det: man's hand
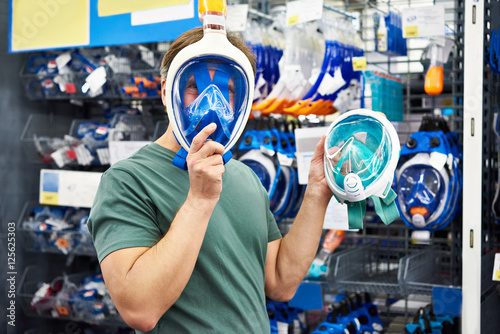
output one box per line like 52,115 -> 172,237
186,123 -> 225,203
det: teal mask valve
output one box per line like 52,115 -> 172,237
324,109 -> 401,229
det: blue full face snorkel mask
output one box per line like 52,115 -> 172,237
395,130 -> 462,230
173,58 -> 249,149
165,1 -> 254,170
324,109 -> 401,229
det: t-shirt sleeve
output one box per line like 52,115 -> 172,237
260,178 -> 282,243
88,167 -> 161,263
266,198 -> 282,242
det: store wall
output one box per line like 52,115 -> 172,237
0,1 -> 44,219
0,1 -> 80,332
1,0 -> 38,332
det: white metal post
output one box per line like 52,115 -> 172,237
462,0 -> 484,332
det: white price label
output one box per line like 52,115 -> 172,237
227,4 -> 248,32
286,0 -> 323,26
402,5 -> 445,38
323,197 -> 352,230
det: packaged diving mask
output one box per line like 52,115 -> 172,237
324,109 -> 400,229
165,0 -> 254,169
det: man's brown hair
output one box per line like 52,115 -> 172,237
160,26 -> 256,80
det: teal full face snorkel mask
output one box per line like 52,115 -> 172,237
324,109 -> 401,229
165,0 -> 254,170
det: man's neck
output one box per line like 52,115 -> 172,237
155,126 -> 182,152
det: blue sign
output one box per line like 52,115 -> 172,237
9,0 -> 201,53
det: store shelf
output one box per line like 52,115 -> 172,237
17,202 -> 96,257
20,113 -> 165,166
69,114 -> 158,142
327,245 -> 407,295
401,248 -> 461,296
19,265 -> 127,327
19,47 -> 164,101
20,113 -> 87,165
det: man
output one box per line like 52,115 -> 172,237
88,26 -> 333,333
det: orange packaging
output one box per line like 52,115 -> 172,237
322,229 -> 345,252
424,66 -> 444,96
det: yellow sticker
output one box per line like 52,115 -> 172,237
288,15 -> 299,26
405,26 -> 419,38
352,57 -> 367,71
40,192 -> 59,206
495,270 -> 500,281
11,0 -> 89,52
98,0 -> 191,17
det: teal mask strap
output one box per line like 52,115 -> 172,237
371,188 -> 400,226
347,200 -> 366,229
381,184 -> 397,205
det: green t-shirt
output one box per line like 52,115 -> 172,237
88,143 -> 282,334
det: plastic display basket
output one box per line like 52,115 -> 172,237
20,68 -> 120,100
69,114 -> 159,142
19,265 -> 127,327
20,113 -> 77,164
401,248 -> 461,296
17,202 -> 96,257
328,245 -> 408,295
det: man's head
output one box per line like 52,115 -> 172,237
160,26 -> 257,155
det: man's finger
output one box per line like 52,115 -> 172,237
190,123 -> 217,153
196,140 -> 225,158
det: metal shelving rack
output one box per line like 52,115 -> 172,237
343,0 -> 464,287
462,0 -> 500,331
480,0 -> 500,332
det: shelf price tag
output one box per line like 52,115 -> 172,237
402,5 -> 445,38
286,0 -> 323,26
227,4 -> 248,32
405,26 -> 419,38
40,170 -> 102,208
492,253 -> 500,281
352,57 -> 367,71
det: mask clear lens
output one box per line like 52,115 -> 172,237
172,55 -> 250,148
325,114 -> 393,195
398,166 -> 444,218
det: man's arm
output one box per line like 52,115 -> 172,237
264,135 -> 332,301
100,124 -> 224,332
